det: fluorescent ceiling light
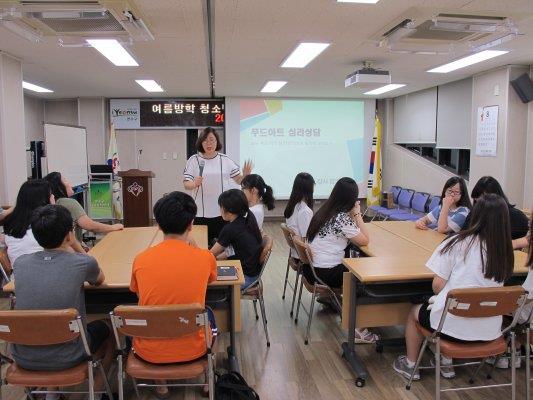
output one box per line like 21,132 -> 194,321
337,0 -> 380,3
364,84 -> 406,95
135,79 -> 164,92
281,43 -> 330,68
22,81 -> 53,93
261,81 -> 287,93
428,50 -> 509,73
86,39 -> 139,66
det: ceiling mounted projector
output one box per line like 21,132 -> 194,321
345,64 -> 391,88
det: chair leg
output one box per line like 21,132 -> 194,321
24,388 -> 36,400
511,332 -> 516,400
435,338 -> 441,400
282,256 -> 291,300
468,358 -> 487,384
527,326 -> 531,400
131,376 -> 141,399
258,294 -> 271,347
290,271 -> 300,317
97,360 -> 113,400
252,300 -> 259,320
208,354 -> 215,400
407,338 -> 429,390
304,288 -> 317,345
88,361 -> 95,400
117,354 -> 124,400
294,278 -> 304,324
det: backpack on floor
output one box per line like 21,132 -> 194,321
215,371 -> 260,399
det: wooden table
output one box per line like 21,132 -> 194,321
340,221 -> 529,388
3,225 -> 243,371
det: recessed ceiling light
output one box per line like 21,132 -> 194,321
428,50 -> 509,73
364,84 -> 406,95
281,43 -> 330,68
22,81 -> 53,93
337,0 -> 380,3
135,80 -> 164,92
86,39 -> 139,67
261,81 -> 287,93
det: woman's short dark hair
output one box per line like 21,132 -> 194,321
196,127 -> 222,153
153,191 -> 197,235
44,171 -> 68,200
31,205 -> 73,249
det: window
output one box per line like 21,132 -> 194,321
398,144 -> 470,180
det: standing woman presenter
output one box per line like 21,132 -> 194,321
183,127 -> 252,244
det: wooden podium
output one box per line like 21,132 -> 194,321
118,169 -> 155,227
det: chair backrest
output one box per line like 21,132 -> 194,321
397,189 -> 415,208
391,186 -> 402,203
258,235 -> 273,272
427,195 -> 441,212
0,309 -> 81,346
444,286 -> 526,319
280,223 -> 297,252
411,192 -> 430,213
111,303 -> 208,341
292,237 -> 312,265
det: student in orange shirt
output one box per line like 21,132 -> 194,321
130,191 -> 217,398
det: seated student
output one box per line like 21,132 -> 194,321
241,174 -> 275,230
467,176 -> 529,241
130,191 -> 217,398
3,180 -> 84,266
284,172 -> 315,259
11,204 -> 109,375
393,194 -> 514,381
0,206 -> 13,224
305,177 -> 375,342
416,177 -> 471,233
45,172 -> 123,243
210,189 -> 263,289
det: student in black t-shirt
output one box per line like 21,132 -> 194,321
210,189 -> 263,289
464,176 -> 529,244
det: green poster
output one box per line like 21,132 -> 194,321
89,181 -> 113,219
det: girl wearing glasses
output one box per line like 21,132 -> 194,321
416,177 -> 472,233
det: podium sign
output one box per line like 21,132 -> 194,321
118,169 -> 155,227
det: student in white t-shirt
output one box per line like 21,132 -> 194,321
241,174 -> 275,231
416,177 -> 471,233
3,180 -> 86,268
305,177 -> 376,343
519,219 -> 533,324
183,128 -> 252,244
394,194 -> 515,381
284,173 -> 315,259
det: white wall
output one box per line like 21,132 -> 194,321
524,66 -> 533,208
24,94 -> 44,145
78,98 -> 107,165
44,99 -> 78,126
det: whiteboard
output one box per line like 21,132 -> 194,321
44,123 -> 89,187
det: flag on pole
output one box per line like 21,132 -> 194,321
107,123 -> 123,219
367,116 -> 382,206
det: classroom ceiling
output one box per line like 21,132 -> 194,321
1,0 -> 533,100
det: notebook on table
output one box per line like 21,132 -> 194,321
217,265 -> 238,281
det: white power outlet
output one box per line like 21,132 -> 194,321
162,152 -> 168,160
172,152 -> 178,160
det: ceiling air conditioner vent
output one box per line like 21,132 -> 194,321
26,10 -> 124,33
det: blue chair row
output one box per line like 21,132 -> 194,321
368,186 -> 441,222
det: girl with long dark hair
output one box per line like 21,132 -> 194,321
305,177 -> 374,342
394,194 -> 515,381
284,173 -> 315,258
210,189 -> 263,289
241,174 -> 275,230
416,176 -> 471,233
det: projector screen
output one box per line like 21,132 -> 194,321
226,98 -> 375,199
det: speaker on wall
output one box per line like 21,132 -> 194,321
510,73 -> 533,104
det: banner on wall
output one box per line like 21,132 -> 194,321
366,116 -> 382,206
110,98 -> 225,129
89,181 -> 113,219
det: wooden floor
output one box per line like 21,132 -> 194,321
1,221 -> 529,399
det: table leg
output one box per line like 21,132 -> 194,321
341,274 -> 368,387
227,286 -> 239,372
